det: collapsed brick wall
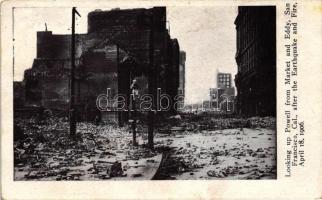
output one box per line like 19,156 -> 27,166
19,7 -> 182,122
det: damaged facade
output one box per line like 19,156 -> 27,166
234,6 -> 276,116
16,7 -> 184,123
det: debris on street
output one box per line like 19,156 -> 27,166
14,116 -> 161,180
14,115 -> 276,180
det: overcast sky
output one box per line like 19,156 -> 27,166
13,6 -> 237,104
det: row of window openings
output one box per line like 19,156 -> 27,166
219,81 -> 230,85
219,81 -> 231,86
238,56 -> 259,73
218,77 -> 230,80
218,74 -> 230,78
219,78 -> 231,82
237,20 -> 259,52
239,41 -> 259,64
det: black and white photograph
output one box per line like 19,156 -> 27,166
13,5 -> 277,181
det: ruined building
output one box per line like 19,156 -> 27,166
18,7 -> 183,123
234,6 -> 276,116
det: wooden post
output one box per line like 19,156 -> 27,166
69,7 -> 80,138
132,91 -> 137,146
117,44 -> 124,127
148,14 -> 155,149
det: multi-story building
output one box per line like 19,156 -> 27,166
217,72 -> 232,89
17,7 -> 182,123
210,71 -> 235,113
234,6 -> 276,116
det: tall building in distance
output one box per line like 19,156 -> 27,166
210,70 -> 235,113
217,72 -> 232,89
234,6 -> 276,116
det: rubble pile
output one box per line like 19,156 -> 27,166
14,116 -> 157,180
155,127 -> 276,180
14,115 -> 276,180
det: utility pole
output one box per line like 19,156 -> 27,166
147,14 -> 155,149
69,7 -> 81,138
116,44 -> 124,127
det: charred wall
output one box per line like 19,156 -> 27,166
20,7 -> 182,122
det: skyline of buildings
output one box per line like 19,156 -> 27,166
14,6 -> 277,117
13,7 -> 238,105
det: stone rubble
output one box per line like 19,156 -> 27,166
14,116 -> 157,180
14,115 -> 276,180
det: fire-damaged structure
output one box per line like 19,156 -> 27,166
234,6 -> 276,116
16,7 -> 184,124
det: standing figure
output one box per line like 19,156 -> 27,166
130,79 -> 138,146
